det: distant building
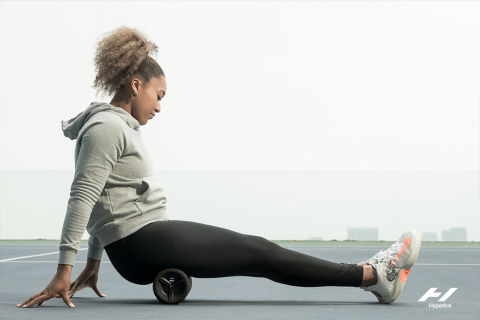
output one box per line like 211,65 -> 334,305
442,227 -> 467,242
422,232 -> 438,241
348,228 -> 378,241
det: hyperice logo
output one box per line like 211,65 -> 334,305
419,288 -> 457,309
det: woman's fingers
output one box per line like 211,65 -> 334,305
92,284 -> 106,297
17,292 -> 43,307
20,293 -> 50,308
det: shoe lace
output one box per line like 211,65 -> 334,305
366,240 -> 403,265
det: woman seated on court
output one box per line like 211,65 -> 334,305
17,26 -> 422,309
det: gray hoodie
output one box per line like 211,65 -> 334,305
59,102 -> 168,266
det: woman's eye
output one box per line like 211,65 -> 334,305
157,96 -> 161,101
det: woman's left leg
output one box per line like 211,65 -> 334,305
104,220 -> 364,287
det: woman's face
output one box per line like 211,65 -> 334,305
132,75 -> 167,125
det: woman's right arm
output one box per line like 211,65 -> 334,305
17,120 -> 127,308
59,120 -> 128,266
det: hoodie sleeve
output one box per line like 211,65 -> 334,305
58,120 -> 130,266
87,235 -> 104,261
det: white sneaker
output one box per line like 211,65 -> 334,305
359,229 -> 422,304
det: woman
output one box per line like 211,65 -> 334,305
17,26 -> 422,309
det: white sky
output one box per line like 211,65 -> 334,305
0,0 -> 479,171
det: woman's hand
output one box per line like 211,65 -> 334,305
57,257 -> 106,299
17,264 -> 75,308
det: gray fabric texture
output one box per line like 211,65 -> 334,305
58,102 -> 168,266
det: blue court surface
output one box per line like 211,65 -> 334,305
1,241 -> 479,320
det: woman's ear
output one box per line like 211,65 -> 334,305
130,77 -> 141,95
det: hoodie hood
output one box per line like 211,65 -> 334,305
61,102 -> 140,140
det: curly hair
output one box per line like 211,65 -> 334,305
92,26 -> 165,98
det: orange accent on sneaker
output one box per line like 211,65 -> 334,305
400,269 -> 411,283
389,237 -> 411,268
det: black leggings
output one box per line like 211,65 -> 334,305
104,220 -> 363,287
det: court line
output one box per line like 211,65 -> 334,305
0,248 -> 89,250
0,248 -> 87,262
2,246 -> 478,250
289,248 -> 480,251
0,261 -> 478,266
1,247 -> 478,263
1,260 -> 111,263
415,263 -> 480,266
